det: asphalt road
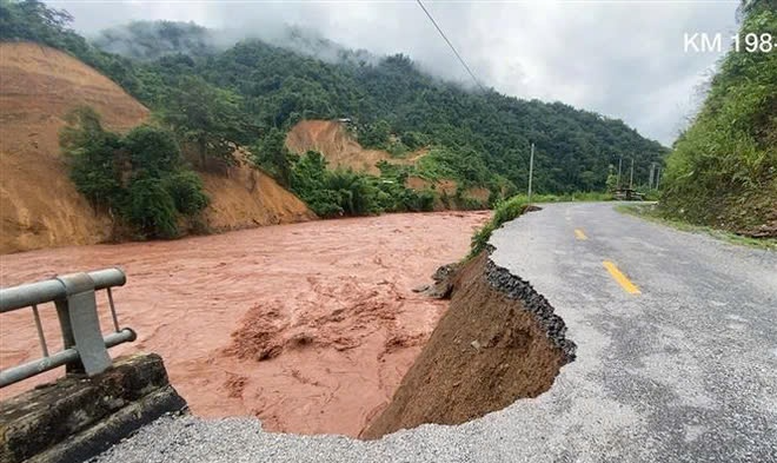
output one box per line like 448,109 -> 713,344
92,202 -> 777,463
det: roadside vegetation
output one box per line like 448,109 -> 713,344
470,196 -> 529,258
618,204 -> 777,250
660,0 -> 776,238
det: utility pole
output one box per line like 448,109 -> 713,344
655,167 -> 661,190
649,162 -> 656,189
617,155 -> 623,189
629,158 -> 635,190
528,142 -> 535,202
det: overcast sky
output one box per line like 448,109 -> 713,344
48,1 -> 740,146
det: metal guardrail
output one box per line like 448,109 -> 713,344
0,268 -> 137,388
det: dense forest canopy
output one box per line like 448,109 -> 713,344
1,0 -> 667,198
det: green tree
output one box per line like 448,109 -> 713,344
126,176 -> 179,238
160,75 -> 249,168
164,170 -> 209,215
0,0 -> 72,41
358,120 -> 391,149
123,124 -> 182,175
289,151 -> 390,217
60,106 -> 124,209
61,108 -> 210,239
327,169 -> 379,215
738,0 -> 777,17
605,165 -> 619,193
401,131 -> 429,150
253,128 -> 292,187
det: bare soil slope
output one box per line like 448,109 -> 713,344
0,42 -> 148,253
0,42 -> 314,253
361,251 -> 575,439
405,176 -> 490,210
285,120 -> 419,175
199,162 -> 314,231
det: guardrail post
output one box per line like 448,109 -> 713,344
54,298 -> 80,373
55,272 -> 112,376
0,268 -> 136,388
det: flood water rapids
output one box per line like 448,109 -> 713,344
0,211 -> 488,436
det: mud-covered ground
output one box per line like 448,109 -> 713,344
0,211 -> 489,436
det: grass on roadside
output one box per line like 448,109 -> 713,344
469,195 -> 528,258
616,203 -> 777,251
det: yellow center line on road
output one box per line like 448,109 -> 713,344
574,229 -> 588,240
602,261 -> 641,295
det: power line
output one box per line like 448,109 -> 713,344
415,0 -> 486,92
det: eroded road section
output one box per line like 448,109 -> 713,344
91,202 -> 777,463
487,202 -> 777,462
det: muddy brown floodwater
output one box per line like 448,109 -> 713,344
0,211 -> 489,437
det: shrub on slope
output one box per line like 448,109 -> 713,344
661,2 -> 777,236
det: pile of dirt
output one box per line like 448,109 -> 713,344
360,250 -> 576,439
285,120 -> 422,176
405,176 -> 457,196
0,42 -> 148,254
0,42 -> 314,253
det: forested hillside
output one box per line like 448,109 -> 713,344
92,20 -> 217,61
661,0 -> 776,236
1,0 -> 666,198
99,26 -> 667,195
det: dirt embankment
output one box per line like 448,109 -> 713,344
0,211 -> 490,437
0,42 -> 147,253
198,161 -> 314,232
0,42 -> 314,254
361,249 -> 576,439
285,120 -> 422,176
405,176 -> 490,210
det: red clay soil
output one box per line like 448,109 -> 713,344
361,251 -> 565,439
0,211 -> 489,437
285,120 -> 424,176
0,42 -> 148,253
